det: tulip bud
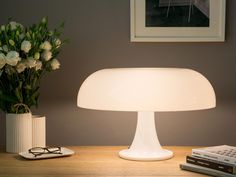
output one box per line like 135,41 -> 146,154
48,30 -> 53,36
41,17 -> 47,24
1,25 -> 5,31
26,32 -> 30,38
34,52 -> 40,60
9,39 -> 15,46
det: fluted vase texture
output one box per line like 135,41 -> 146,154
6,113 -> 32,153
32,115 -> 46,147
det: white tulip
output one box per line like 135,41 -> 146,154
9,21 -> 18,30
26,58 -> 36,68
16,62 -> 26,73
35,60 -> 42,71
0,53 -> 6,69
41,50 -> 52,61
55,39 -> 61,48
3,45 -> 8,52
19,33 -> 25,40
5,51 -> 21,66
40,41 -> 52,50
1,25 -> 5,31
51,59 -> 60,70
9,21 -> 23,30
21,40 -> 31,53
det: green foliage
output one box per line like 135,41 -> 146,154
0,17 -> 67,113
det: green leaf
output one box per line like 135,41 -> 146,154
25,84 -> 32,90
0,91 -> 17,103
15,81 -> 23,102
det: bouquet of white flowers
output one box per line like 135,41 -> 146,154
0,17 -> 67,113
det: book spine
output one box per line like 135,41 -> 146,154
187,156 -> 234,174
180,163 -> 235,177
192,149 -> 236,166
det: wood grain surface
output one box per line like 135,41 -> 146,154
0,146 -> 208,177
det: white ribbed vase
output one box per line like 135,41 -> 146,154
32,115 -> 46,147
6,113 -> 32,153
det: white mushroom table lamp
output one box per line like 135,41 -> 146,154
77,68 -> 216,161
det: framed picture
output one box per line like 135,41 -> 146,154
130,0 -> 226,42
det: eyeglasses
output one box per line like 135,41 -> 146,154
28,146 -> 62,157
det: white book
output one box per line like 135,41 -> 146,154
180,163 -> 236,177
192,145 -> 236,165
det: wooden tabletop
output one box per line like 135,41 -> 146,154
0,146 -> 208,177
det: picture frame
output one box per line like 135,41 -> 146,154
130,0 -> 226,42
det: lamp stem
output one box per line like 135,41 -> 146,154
119,111 -> 173,161
130,111 -> 161,151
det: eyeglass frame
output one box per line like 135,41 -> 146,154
28,146 -> 62,157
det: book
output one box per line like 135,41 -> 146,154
180,163 -> 236,177
187,155 -> 236,174
192,145 -> 236,165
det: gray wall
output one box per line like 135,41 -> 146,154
0,0 -> 235,147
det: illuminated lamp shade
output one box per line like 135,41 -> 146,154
77,68 -> 216,161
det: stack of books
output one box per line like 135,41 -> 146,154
180,145 -> 236,177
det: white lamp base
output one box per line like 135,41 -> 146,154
119,148 -> 173,161
119,111 -> 173,161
